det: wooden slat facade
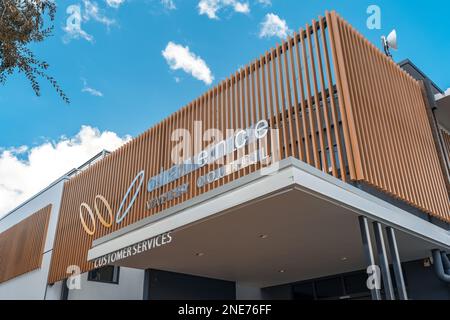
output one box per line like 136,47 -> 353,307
47,12 -> 450,284
441,127 -> 450,173
0,205 -> 51,283
48,15 -> 347,284
328,12 -> 450,220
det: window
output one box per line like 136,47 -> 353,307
315,277 -> 343,299
88,265 -> 120,284
287,269 -> 377,300
344,272 -> 370,295
292,282 -> 315,300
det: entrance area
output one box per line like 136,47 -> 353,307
143,259 -> 450,300
108,187 -> 447,300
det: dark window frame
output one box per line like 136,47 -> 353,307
87,265 -> 120,285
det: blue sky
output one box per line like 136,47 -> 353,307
2,0 -> 450,149
2,0 -> 450,215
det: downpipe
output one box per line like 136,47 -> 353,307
432,250 -> 450,283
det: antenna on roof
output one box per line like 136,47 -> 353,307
381,29 -> 398,58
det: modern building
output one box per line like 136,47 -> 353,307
0,11 -> 449,300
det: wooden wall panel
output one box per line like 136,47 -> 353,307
0,205 -> 51,283
327,12 -> 450,221
48,15 -> 348,284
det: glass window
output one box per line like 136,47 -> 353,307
315,277 -> 343,299
88,265 -> 120,284
292,282 -> 315,300
344,272 -> 370,295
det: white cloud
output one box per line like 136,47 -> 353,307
162,41 -> 214,85
259,13 -> 291,39
106,0 -> 125,8
256,0 -> 271,6
161,0 -> 176,10
5,146 -> 28,155
82,87 -> 103,97
234,2 -> 249,13
0,126 -> 131,217
198,0 -> 250,19
83,0 -> 115,28
63,1 -> 115,43
81,78 -> 103,97
63,5 -> 94,43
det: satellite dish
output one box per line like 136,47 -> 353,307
386,30 -> 398,50
381,29 -> 397,58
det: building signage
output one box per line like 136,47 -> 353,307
93,232 -> 173,268
79,119 -> 270,236
146,119 -> 269,193
146,183 -> 189,210
197,149 -> 269,188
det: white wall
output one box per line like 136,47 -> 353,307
0,250 -> 66,300
45,281 -> 64,300
0,178 -> 66,252
0,176 -> 148,300
0,252 -> 55,300
0,179 -> 66,300
68,268 -> 145,300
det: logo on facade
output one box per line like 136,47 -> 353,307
79,170 -> 145,236
146,119 -> 270,193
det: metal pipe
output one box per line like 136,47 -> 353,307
386,227 -> 408,300
432,250 -> 450,283
373,222 -> 395,300
440,251 -> 450,273
358,216 -> 382,300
